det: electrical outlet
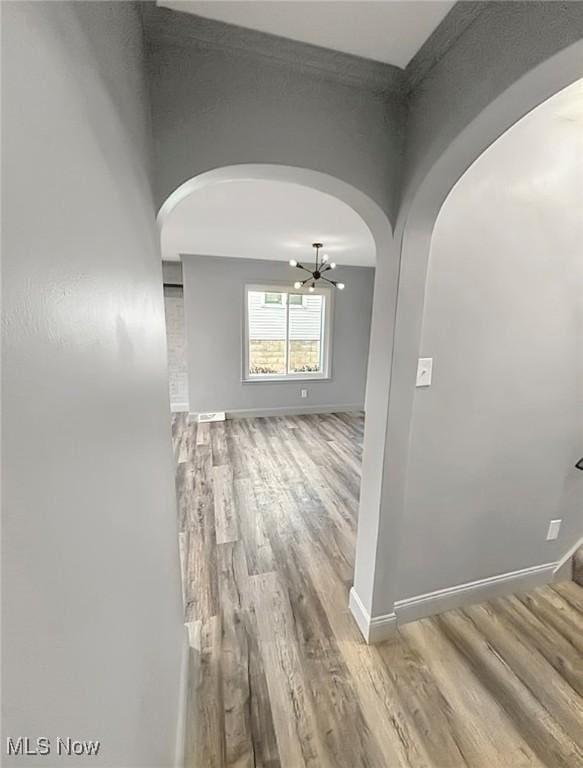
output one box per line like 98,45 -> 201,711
546,519 -> 561,541
301,389 -> 308,399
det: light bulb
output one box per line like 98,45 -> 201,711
309,285 -> 315,293
337,283 -> 345,290
289,259 -> 298,267
322,254 -> 329,262
294,281 -> 302,289
330,262 -> 336,269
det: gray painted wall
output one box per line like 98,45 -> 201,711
2,3 -> 184,765
163,259 -> 184,285
145,8 -> 405,221
353,1 -> 583,620
401,1 -> 583,210
397,79 -> 583,600
182,255 -> 374,414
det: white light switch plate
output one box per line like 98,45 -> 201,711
300,389 -> 308,399
546,519 -> 561,541
416,358 -> 433,387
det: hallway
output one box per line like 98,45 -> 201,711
172,413 -> 583,768
4,3 -> 583,763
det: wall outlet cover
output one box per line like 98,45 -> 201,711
416,358 -> 433,387
301,389 -> 308,398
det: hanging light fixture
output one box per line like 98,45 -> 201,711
289,243 -> 345,291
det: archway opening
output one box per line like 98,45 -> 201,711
397,77 -> 583,607
366,61 -> 583,630
157,163 -> 397,643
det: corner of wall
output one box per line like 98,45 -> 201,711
349,587 -> 397,644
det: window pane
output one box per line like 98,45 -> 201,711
288,294 -> 324,373
264,292 -> 282,304
248,290 -> 286,375
288,294 -> 303,306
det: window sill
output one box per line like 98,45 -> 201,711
243,375 -> 331,384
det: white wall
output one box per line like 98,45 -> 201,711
2,3 -> 184,765
182,255 -> 374,415
397,80 -> 583,600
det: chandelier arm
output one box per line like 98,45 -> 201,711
321,276 -> 337,286
296,264 -> 311,274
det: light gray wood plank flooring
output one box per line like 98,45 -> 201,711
172,412 -> 583,768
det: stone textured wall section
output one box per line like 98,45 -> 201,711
164,286 -> 188,408
249,339 -> 320,374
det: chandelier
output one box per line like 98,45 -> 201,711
289,243 -> 345,292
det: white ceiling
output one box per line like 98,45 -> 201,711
158,1 -> 455,68
161,180 -> 376,266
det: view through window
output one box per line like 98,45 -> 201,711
245,286 -> 331,379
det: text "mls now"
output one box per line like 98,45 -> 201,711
6,737 -> 101,757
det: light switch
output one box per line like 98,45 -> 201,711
301,389 -> 308,399
416,358 -> 433,387
546,519 -> 561,540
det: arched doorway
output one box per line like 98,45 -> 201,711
362,41 -> 583,632
158,163 -> 398,639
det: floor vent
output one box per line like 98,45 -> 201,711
197,411 -> 226,423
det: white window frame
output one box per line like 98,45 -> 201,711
243,283 -> 333,382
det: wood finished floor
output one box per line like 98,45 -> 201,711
172,412 -> 583,768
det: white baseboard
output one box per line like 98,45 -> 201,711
349,587 -> 397,644
174,624 -> 190,768
171,402 -> 189,413
190,403 -> 363,420
369,612 -> 398,643
348,587 -> 370,640
394,561 -> 557,625
354,558 -> 571,641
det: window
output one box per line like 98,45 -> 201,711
244,284 -> 332,380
